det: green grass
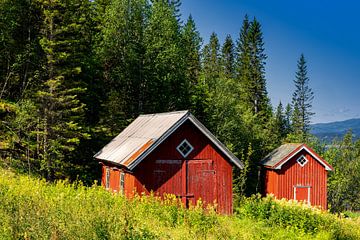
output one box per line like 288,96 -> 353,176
343,211 -> 360,219
0,169 -> 358,239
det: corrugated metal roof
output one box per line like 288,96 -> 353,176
260,143 -> 302,167
94,110 -> 243,170
94,111 -> 189,167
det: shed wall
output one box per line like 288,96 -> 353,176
264,149 -> 328,209
132,120 -> 233,214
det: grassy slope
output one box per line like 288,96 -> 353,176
0,169 -> 358,240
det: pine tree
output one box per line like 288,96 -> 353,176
182,15 -> 202,86
291,54 -> 314,140
248,18 -> 270,117
236,16 -> 271,119
220,34 -> 235,79
236,15 -> 251,93
284,103 -> 292,134
182,15 -> 207,122
201,32 -> 220,91
274,101 -> 287,140
35,0 -> 89,180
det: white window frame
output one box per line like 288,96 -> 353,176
176,139 -> 194,158
296,155 -> 308,167
105,167 -> 110,189
119,172 -> 125,194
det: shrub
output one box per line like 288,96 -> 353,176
236,194 -> 360,239
0,169 -> 359,239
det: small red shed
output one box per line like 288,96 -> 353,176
260,143 -> 333,209
94,111 -> 243,214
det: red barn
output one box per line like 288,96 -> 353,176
94,111 -> 243,214
260,143 -> 333,209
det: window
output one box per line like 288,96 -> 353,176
176,139 -> 194,158
296,155 -> 308,167
105,167 -> 110,189
119,172 -> 125,194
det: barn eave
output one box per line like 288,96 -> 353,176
271,144 -> 333,171
126,112 -> 243,170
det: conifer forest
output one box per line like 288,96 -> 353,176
0,0 -> 359,213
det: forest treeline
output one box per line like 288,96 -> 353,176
0,0 -> 358,212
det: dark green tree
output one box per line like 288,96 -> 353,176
235,15 -> 251,93
274,101 -> 287,141
0,0 -> 41,101
182,15 -> 207,122
35,0 -> 90,180
284,103 -> 292,134
324,131 -> 360,212
201,32 -> 220,91
221,34 -> 235,79
144,0 -> 188,112
236,16 -> 271,120
98,0 -> 149,133
291,54 -> 314,141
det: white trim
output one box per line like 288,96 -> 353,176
127,113 -> 189,170
176,139 -> 194,158
119,172 -> 125,194
293,186 -> 311,205
127,112 -> 243,170
296,155 -> 308,167
275,145 -> 332,171
188,115 -> 244,169
105,167 -> 110,189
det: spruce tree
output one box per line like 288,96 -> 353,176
274,101 -> 287,140
248,18 -> 270,117
35,0 -> 89,180
182,15 -> 207,122
182,15 -> 202,86
221,34 -> 235,79
291,54 -> 314,140
284,103 -> 292,134
236,16 -> 271,119
201,32 -> 220,91
236,15 -> 251,95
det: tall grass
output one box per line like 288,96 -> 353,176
236,194 -> 360,239
0,169 -> 358,239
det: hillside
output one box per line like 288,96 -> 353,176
0,169 -> 359,239
311,118 -> 360,142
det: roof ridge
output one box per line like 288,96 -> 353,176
138,110 -> 189,117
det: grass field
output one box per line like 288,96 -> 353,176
0,169 -> 358,239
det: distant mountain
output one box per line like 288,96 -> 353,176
311,118 -> 360,142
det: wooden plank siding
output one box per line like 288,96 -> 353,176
263,149 -> 328,209
101,120 -> 234,214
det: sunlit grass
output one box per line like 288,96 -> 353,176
0,169 -> 358,239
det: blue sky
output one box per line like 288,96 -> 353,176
180,0 -> 360,123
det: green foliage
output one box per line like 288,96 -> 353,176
143,0 -> 189,112
236,194 -> 360,239
323,131 -> 360,213
1,169 -> 358,239
291,54 -> 314,141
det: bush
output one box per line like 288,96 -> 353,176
0,169 -> 359,239
236,194 -> 360,239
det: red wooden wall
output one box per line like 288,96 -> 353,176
263,149 -> 328,209
101,120 -> 234,214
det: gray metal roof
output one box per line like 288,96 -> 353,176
260,143 -> 302,167
94,110 -> 243,170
